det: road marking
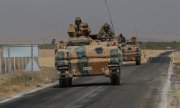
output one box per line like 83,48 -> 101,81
158,58 -> 172,108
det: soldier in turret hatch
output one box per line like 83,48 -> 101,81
98,23 -> 115,41
67,17 -> 91,37
117,33 -> 126,43
131,36 -> 137,45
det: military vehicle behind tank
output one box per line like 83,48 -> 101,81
55,34 -> 123,87
121,37 -> 141,65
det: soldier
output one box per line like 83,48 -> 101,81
67,17 -> 91,37
98,23 -> 114,41
55,40 -> 67,53
56,41 -> 67,49
117,33 -> 126,43
80,23 -> 91,37
131,36 -> 137,45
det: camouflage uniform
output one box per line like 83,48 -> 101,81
68,17 -> 91,37
117,33 -> 126,43
56,41 -> 67,49
98,23 -> 114,41
131,37 -> 137,45
55,40 -> 67,53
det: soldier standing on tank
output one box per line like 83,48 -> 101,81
131,36 -> 137,45
117,33 -> 126,43
55,40 -> 67,53
98,23 -> 114,41
67,17 -> 91,37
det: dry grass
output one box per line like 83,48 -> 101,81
0,67 -> 58,97
39,57 -> 55,67
39,49 -> 55,67
172,51 -> 180,74
0,72 -> 32,96
171,63 -> 180,107
0,49 -> 58,97
174,65 -> 180,74
170,52 -> 180,107
173,90 -> 180,97
141,50 -> 166,63
39,49 -> 55,57
172,51 -> 180,64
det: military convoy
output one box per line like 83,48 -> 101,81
55,20 -> 123,87
121,37 -> 141,65
54,15 -> 142,87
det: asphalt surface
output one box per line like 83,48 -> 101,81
0,51 -> 172,108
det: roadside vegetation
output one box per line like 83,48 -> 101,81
0,67 -> 58,97
169,51 -> 180,108
39,44 -> 55,49
174,64 -> 180,74
140,41 -> 180,50
172,51 -> 180,74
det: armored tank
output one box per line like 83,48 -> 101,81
55,33 -> 123,87
121,37 -> 141,65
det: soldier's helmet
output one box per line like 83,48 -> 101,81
131,36 -> 137,45
131,37 -> 137,43
75,17 -> 82,25
103,23 -> 110,32
119,33 -> 123,37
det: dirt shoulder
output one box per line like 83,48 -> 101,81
168,63 -> 180,108
168,51 -> 180,108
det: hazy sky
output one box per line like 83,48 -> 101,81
0,0 -> 180,43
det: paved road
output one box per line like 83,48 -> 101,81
0,52 -> 172,108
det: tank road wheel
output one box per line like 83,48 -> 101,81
110,74 -> 120,85
135,56 -> 141,65
59,78 -> 67,87
110,67 -> 121,85
59,77 -> 72,88
68,78 -> 72,87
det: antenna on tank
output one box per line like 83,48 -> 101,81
134,24 -> 138,36
105,0 -> 115,34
